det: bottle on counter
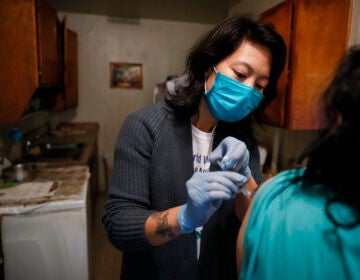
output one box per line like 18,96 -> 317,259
8,127 -> 23,164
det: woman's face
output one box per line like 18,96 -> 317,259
205,40 -> 272,94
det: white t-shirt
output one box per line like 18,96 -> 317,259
191,124 -> 215,260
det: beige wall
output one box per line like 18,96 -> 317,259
56,13 -> 213,188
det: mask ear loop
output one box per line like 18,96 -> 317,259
204,66 -> 217,92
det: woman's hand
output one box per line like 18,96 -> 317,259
177,171 -> 247,233
210,136 -> 251,180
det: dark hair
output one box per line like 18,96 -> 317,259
165,13 -> 287,124
297,45 -> 360,227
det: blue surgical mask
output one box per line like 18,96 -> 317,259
204,68 -> 264,122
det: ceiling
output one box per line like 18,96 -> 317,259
48,0 -> 241,24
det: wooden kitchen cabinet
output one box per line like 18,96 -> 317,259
260,0 -> 352,130
64,29 -> 79,109
37,0 -> 61,85
51,16 -> 79,111
0,0 -> 61,125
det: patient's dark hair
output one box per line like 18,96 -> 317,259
297,45 -> 360,227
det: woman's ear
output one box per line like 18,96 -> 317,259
204,67 -> 217,92
204,66 -> 214,79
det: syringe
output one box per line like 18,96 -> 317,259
216,159 -> 254,198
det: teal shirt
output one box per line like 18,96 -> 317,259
241,168 -> 360,280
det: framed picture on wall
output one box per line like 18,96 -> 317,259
110,62 -> 143,89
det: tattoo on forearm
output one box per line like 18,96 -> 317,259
152,211 -> 175,239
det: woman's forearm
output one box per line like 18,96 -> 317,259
144,206 -> 183,246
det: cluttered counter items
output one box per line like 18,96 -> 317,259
0,165 -> 90,215
36,122 -> 99,166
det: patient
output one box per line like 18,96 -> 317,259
237,44 -> 360,280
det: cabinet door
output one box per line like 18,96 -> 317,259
36,0 -> 60,85
288,0 -> 351,129
64,29 -> 79,109
260,0 -> 352,130
51,16 -> 79,111
0,0 -> 38,124
260,1 -> 293,127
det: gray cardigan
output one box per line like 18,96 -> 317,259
102,101 -> 263,280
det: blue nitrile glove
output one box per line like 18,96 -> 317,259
209,136 -> 251,180
177,171 -> 248,233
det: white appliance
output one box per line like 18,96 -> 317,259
0,166 -> 90,280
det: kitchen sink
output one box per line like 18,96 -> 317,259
23,142 -> 85,162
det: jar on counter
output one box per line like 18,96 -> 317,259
8,127 -> 23,163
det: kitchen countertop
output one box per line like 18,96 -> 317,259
0,165 -> 89,215
0,122 -> 99,214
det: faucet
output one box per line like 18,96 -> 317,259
24,140 -> 32,154
23,131 -> 40,155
